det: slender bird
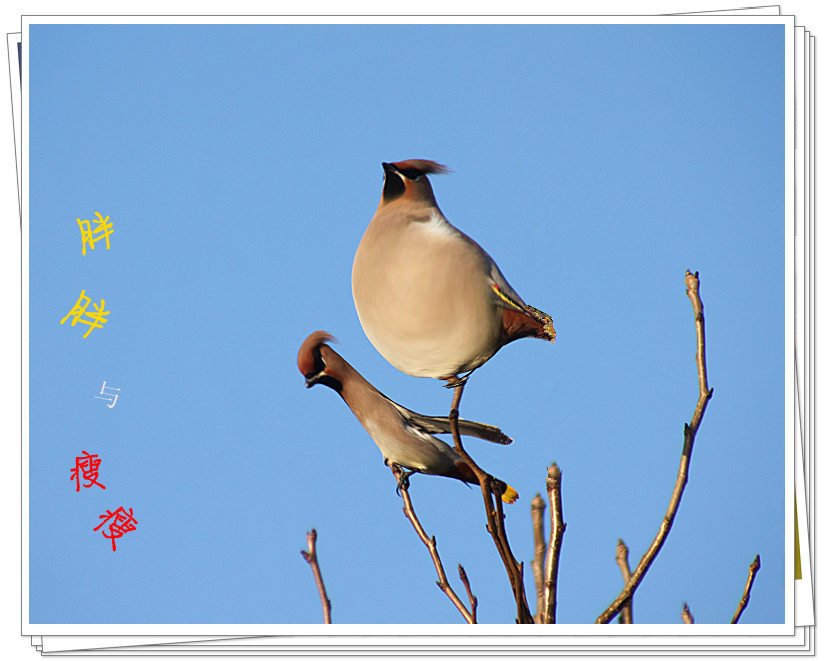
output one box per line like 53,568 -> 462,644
298,330 -> 518,502
352,159 -> 555,386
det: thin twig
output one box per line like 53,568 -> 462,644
300,529 -> 332,624
542,463 -> 565,624
492,477 -> 528,618
391,464 -> 476,623
596,270 -> 713,623
458,564 -> 479,623
615,539 -> 633,624
681,602 -> 695,624
731,555 -> 761,623
530,494 -> 547,623
448,383 -> 533,624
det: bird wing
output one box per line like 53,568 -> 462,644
382,395 -> 514,445
487,259 -> 529,311
447,216 -> 556,342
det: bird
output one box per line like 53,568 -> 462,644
351,159 -> 555,386
298,330 -> 519,503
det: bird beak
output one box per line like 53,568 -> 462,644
381,162 -> 396,176
305,372 -> 323,388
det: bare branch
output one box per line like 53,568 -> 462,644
681,602 -> 695,624
542,463 -> 566,624
685,270 -> 712,431
731,555 -> 761,623
596,270 -> 713,623
300,529 -> 332,624
448,382 -> 533,624
391,464 -> 476,623
492,477 -> 529,618
615,539 -> 633,624
530,494 -> 547,622
458,564 -> 478,623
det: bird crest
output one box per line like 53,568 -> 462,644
388,159 -> 450,178
381,160 -> 449,203
297,330 -> 338,377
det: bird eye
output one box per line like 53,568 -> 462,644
312,346 -> 326,376
396,167 -> 422,180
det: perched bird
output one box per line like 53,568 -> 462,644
298,330 -> 518,502
352,159 -> 555,385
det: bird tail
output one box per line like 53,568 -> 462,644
451,462 -> 519,504
524,304 -> 556,343
492,283 -> 555,343
501,483 -> 519,504
489,475 -> 519,504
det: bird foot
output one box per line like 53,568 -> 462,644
394,466 -> 419,495
442,370 -> 475,389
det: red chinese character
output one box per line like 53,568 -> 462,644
94,507 -> 137,551
70,451 -> 106,492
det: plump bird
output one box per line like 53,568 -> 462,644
298,331 -> 518,502
352,159 -> 555,385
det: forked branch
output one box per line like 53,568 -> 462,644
596,270 -> 713,623
391,464 -> 476,623
448,382 -> 533,624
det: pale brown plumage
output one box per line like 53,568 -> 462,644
297,331 -> 518,502
351,159 -> 555,383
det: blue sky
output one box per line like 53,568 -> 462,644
27,21 -> 786,626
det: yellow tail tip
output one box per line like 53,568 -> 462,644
502,484 -> 519,504
525,304 -> 556,343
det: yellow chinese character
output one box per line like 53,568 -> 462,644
77,212 -> 113,255
60,290 -> 110,338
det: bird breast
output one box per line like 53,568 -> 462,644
352,209 -> 503,378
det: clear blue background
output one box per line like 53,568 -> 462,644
28,22 -> 786,625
